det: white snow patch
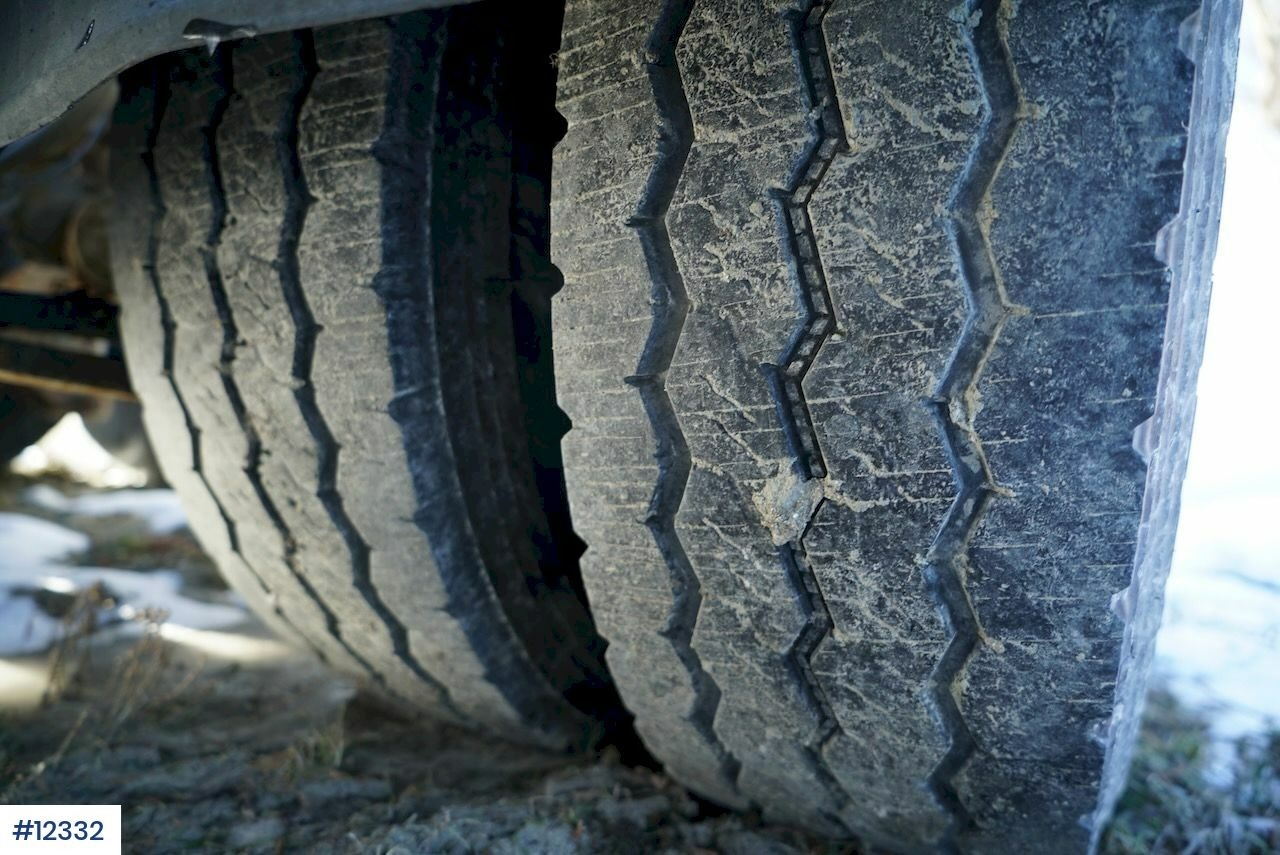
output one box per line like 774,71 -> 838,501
0,513 -> 90,567
0,506 -> 234,657
0,564 -> 245,656
22,483 -> 188,534
9,413 -> 148,488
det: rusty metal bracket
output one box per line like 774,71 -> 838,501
0,339 -> 133,400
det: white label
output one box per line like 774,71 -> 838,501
0,806 -> 121,855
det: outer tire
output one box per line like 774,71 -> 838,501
108,3 -> 619,750
551,0 -> 1239,850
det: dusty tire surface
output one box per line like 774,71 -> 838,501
551,0 -> 1239,851
107,3 -> 620,751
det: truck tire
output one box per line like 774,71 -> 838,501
107,4 -> 621,751
551,0 -> 1239,850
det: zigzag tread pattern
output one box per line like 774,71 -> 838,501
556,0 -> 1219,850
623,0 -> 744,803
288,16 -> 544,734
114,10 -> 612,750
153,44 -> 481,715
118,51 -> 368,680
109,62 -> 316,657
146,41 -> 472,717
213,30 -> 465,720
764,0 -> 855,832
924,0 -> 1023,844
554,0 -> 864,832
193,48 -> 382,685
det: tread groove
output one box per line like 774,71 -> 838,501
623,0 -> 743,795
554,0 -> 1223,846
274,32 -> 463,716
924,0 -> 1025,843
503,3 -> 627,729
372,11 -> 589,741
196,49 -> 387,688
764,0 -> 854,828
134,62 -> 316,658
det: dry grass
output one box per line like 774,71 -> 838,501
253,707 -> 350,785
1,601 -> 175,804
1103,688 -> 1280,854
69,532 -> 218,581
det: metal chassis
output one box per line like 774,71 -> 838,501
0,0 -> 494,399
0,0 -> 482,148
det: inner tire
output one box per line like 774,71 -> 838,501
107,2 -> 618,751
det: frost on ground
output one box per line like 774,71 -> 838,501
0,474 -> 838,854
22,483 -> 188,535
2,625 -> 836,855
0,464 -> 1276,853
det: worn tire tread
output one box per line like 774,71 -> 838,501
552,0 -> 1239,850
110,4 -> 616,750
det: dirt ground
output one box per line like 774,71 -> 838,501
2,627 -> 845,854
1,473 -> 1276,854
0,474 -> 844,854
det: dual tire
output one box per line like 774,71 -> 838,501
107,0 -> 1239,851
